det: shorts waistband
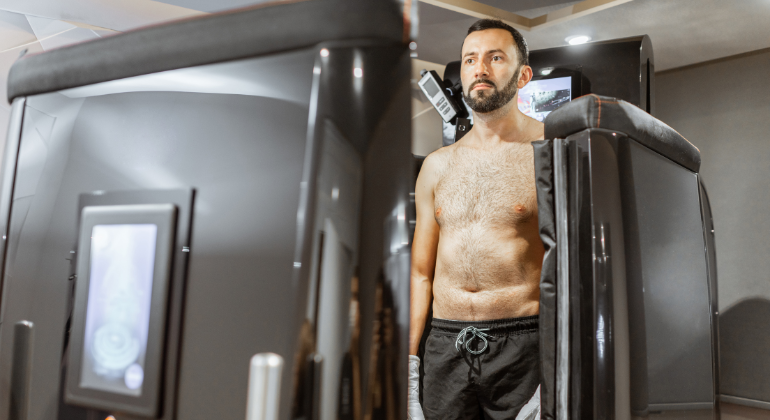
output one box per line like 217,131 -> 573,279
431,315 -> 539,336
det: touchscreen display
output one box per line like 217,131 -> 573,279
80,224 -> 158,396
518,76 -> 572,122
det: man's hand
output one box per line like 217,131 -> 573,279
407,355 -> 425,420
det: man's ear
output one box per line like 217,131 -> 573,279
518,65 -> 533,89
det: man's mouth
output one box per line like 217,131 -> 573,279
470,80 -> 495,91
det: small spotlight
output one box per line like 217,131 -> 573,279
540,67 -> 554,76
409,42 -> 417,51
566,35 -> 591,45
354,68 -> 363,78
320,48 -> 330,57
106,416 -> 116,420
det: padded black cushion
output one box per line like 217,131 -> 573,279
7,0 -> 405,102
443,60 -> 462,89
544,94 -> 700,172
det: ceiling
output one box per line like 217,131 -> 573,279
416,0 -> 770,71
0,0 -> 767,155
476,0 -> 577,14
0,0 -> 769,74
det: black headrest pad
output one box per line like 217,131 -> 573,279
444,61 -> 461,88
544,94 -> 700,172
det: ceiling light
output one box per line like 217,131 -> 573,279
354,68 -> 363,78
409,42 -> 417,51
540,67 -> 554,76
566,35 -> 591,45
320,48 -> 329,57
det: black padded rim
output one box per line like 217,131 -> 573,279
7,0 -> 404,102
544,94 -> 701,172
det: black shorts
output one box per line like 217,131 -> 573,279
422,316 -> 540,420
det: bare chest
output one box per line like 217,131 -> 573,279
434,146 -> 537,228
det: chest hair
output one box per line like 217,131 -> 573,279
434,144 -> 537,230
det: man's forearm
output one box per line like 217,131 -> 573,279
409,276 -> 433,355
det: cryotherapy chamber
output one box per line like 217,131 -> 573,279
412,35 -> 718,420
0,1 -> 415,420
413,34 -> 720,419
535,95 -> 719,419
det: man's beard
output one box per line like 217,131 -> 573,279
463,68 -> 520,114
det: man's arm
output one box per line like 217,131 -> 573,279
409,155 -> 441,356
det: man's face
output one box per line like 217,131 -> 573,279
460,29 -> 527,114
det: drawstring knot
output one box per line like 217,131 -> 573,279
455,326 -> 491,355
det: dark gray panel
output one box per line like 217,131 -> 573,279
624,139 -> 713,404
1,33 -> 414,420
0,85 -> 311,420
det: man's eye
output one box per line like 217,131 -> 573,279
492,56 -> 501,61
466,59 -> 474,64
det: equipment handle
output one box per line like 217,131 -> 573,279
9,321 -> 34,420
245,353 -> 284,420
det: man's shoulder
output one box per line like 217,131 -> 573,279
422,146 -> 453,172
525,116 -> 545,142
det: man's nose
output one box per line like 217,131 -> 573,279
473,60 -> 489,78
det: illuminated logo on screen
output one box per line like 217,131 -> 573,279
81,224 -> 157,396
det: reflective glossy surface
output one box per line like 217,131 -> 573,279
0,42 -> 412,420
550,129 -> 717,419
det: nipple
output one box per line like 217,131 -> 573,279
514,205 -> 527,213
436,207 -> 442,217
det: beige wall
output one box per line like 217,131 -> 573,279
655,48 -> 770,313
656,48 -> 770,412
411,58 -> 445,157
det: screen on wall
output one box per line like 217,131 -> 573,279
517,76 -> 572,122
80,224 -> 158,396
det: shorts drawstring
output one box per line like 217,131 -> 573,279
455,326 -> 491,355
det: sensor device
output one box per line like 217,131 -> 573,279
66,204 -> 177,417
418,70 -> 460,123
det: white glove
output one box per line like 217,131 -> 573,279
515,384 -> 541,420
407,355 -> 425,420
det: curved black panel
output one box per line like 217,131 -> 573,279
622,138 -> 713,407
532,139 -> 557,420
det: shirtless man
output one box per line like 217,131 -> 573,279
407,19 -> 544,420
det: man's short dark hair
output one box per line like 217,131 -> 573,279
466,19 -> 529,67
